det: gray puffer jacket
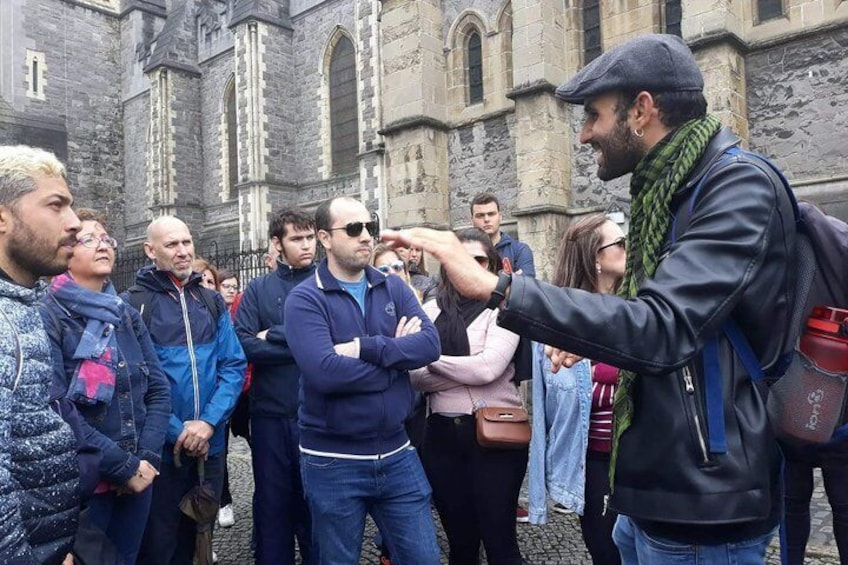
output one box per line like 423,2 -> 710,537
0,277 -> 79,564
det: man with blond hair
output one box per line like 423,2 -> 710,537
0,145 -> 82,563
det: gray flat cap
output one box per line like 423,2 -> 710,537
556,34 -> 703,104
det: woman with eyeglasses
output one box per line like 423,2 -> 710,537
39,209 -> 171,564
410,227 -> 526,565
528,213 -> 625,564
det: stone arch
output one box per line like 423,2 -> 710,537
446,10 -> 489,112
496,1 -> 513,90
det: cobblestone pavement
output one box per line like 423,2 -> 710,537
214,438 -> 841,564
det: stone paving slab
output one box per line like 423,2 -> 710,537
214,438 -> 841,564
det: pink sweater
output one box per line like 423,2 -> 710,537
410,302 -> 522,415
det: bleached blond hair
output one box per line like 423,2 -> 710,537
0,145 -> 66,206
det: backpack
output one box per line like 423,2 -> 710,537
674,146 -> 848,450
126,284 -> 225,334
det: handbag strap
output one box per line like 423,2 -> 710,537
466,386 -> 478,413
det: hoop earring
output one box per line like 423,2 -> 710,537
634,128 -> 644,138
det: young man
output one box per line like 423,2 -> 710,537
234,208 -> 318,565
385,34 -> 796,564
0,145 -> 81,563
470,192 -> 536,277
130,216 -> 246,565
285,196 -> 441,564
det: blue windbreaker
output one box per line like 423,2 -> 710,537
121,265 -> 246,459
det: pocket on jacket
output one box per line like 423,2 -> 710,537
137,362 -> 150,397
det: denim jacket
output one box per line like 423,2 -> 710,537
40,296 -> 172,485
528,342 -> 591,525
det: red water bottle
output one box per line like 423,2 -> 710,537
801,306 -> 848,373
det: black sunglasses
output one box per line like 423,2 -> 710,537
598,237 -> 626,253
326,219 -> 380,238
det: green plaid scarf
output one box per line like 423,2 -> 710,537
609,115 -> 722,488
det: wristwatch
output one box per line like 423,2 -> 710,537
486,272 -> 512,310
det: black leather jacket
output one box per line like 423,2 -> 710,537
498,128 -> 796,543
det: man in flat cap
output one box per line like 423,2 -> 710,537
384,34 -> 795,563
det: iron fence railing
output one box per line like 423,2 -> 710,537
111,243 -> 270,292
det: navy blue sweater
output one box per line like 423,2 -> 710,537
285,261 -> 440,455
234,262 -> 315,418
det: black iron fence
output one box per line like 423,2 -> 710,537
111,242 -> 270,292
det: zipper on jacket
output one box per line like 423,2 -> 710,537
178,287 -> 201,420
682,366 -> 709,464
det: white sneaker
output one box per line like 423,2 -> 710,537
553,502 -> 574,515
217,504 -> 235,528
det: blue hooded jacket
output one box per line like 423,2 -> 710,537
234,261 -> 315,418
285,260 -> 440,456
120,265 -> 246,459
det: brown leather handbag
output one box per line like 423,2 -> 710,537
467,388 -> 531,449
475,407 -> 531,449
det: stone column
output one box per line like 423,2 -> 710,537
233,20 -> 270,248
684,0 -> 749,141
146,66 -> 180,218
379,0 -> 450,229
508,0 -> 573,280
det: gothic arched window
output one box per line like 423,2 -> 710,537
329,36 -> 359,176
467,31 -> 483,104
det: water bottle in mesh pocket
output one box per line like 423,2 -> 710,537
767,349 -> 848,445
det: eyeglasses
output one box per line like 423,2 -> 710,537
376,261 -> 405,275
77,235 -> 118,249
472,255 -> 490,267
598,237 -> 626,253
220,283 -> 239,291
326,220 -> 379,238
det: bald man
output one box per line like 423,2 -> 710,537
123,216 -> 246,565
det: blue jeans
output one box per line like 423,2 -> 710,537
613,515 -> 774,564
300,446 -> 440,565
87,488 -> 153,564
138,454 -> 224,565
252,416 -> 316,565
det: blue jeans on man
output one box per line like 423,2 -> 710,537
300,446 -> 440,565
138,453 -> 224,565
613,515 -> 775,564
252,415 -> 316,565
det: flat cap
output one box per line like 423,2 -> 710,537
555,34 -> 704,104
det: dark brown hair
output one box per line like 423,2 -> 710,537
437,227 -> 499,310
551,214 -> 620,293
469,192 -> 500,213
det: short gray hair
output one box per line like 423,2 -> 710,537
0,145 -> 67,206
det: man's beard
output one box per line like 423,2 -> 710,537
335,247 -> 372,274
7,216 -> 73,280
595,119 -> 645,181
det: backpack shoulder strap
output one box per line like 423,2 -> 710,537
126,284 -> 153,330
197,286 -> 225,330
